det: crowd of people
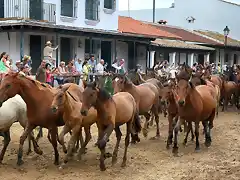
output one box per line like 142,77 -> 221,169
0,40 -> 127,87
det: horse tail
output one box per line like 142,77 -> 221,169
133,112 -> 142,133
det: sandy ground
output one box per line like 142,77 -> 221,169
0,111 -> 240,180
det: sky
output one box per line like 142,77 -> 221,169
119,0 -> 240,11
119,0 -> 174,10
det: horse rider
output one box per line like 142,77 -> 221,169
43,41 -> 58,68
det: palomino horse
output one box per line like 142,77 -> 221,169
51,85 -> 98,166
172,73 -> 217,155
0,72 -> 82,166
112,75 -> 160,139
80,81 -> 141,171
0,95 -> 42,163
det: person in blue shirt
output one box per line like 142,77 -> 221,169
74,58 -> 83,85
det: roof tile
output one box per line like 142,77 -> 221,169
118,16 -> 181,39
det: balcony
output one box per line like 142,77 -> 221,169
0,0 -> 56,24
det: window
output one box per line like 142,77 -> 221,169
61,0 -> 77,17
104,0 -> 115,9
85,0 -> 99,21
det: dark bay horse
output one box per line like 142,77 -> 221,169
0,73 -> 82,166
80,81 -> 141,171
172,73 -> 217,155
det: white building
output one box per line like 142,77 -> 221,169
120,0 -> 240,40
0,0 -> 149,72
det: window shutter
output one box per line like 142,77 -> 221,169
61,0 -> 73,17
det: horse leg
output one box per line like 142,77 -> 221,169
77,126 -> 91,160
27,131 -> 43,156
17,124 -> 36,166
121,121 -> 131,167
50,127 -> 59,165
63,126 -> 80,165
97,123 -> 114,171
112,126 -> 122,166
36,127 -> 43,142
183,122 -> 194,146
172,118 -> 183,156
150,105 -> 160,140
194,122 -> 200,152
58,125 -> 70,154
148,113 -> 154,127
0,130 -> 10,163
26,133 -> 32,155
142,112 -> 151,138
166,115 -> 174,149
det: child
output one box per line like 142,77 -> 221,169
45,63 -> 53,86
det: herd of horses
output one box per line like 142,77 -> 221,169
0,64 -> 239,171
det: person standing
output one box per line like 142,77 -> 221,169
36,60 -> 47,83
74,58 -> 83,85
96,59 -> 105,75
88,55 -> 97,81
43,41 -> 58,67
118,59 -> 126,74
0,52 -> 10,79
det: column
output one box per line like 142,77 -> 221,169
169,52 -> 176,66
189,53 -> 194,67
20,30 -> 24,60
150,51 -> 155,68
55,33 -> 59,67
229,52 -> 234,66
205,53 -> 210,64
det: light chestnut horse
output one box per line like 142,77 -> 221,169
112,75 -> 160,139
172,74 -> 217,155
0,72 -> 82,166
51,85 -> 98,166
80,81 -> 141,171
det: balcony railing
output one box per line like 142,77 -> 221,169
1,0 -> 56,23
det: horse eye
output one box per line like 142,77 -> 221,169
6,84 -> 11,88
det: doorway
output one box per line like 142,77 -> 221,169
29,0 -> 42,20
101,41 -> 112,70
60,37 -> 72,63
30,35 -> 42,73
0,0 -> 4,18
198,54 -> 204,65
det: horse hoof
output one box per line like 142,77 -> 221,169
100,165 -> 106,171
182,141 -> 187,146
111,157 -> 117,166
195,148 -> 201,153
172,147 -> 178,155
54,161 -> 60,166
26,150 -> 32,155
121,161 -> 126,167
166,145 -> 170,150
17,160 -> 24,166
149,136 -> 160,140
35,148 -> 43,155
142,128 -> 148,138
205,141 -> 211,147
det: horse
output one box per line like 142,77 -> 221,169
51,85 -> 98,166
112,75 -> 160,139
161,82 -> 194,149
0,95 -> 42,163
80,81 -> 141,171
172,73 -> 217,155
0,72 -> 82,166
222,80 -> 239,111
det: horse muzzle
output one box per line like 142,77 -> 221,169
51,106 -> 58,113
178,100 -> 185,106
81,110 -> 88,116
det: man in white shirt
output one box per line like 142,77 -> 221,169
96,59 -> 105,75
43,41 -> 58,67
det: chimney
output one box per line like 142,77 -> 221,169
158,20 -> 167,25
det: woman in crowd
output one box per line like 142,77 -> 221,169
56,61 -> 67,85
0,52 -> 11,79
82,60 -> 91,81
45,63 -> 53,86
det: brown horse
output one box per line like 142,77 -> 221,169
112,75 -> 160,139
172,73 -> 217,155
0,73 -> 82,166
51,85 -> 97,166
222,80 -> 239,111
80,81 -> 141,171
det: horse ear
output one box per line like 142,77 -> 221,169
82,80 -> 87,88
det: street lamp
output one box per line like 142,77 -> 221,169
222,26 -> 230,73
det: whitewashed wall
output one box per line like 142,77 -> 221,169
120,0 -> 240,40
136,45 -> 147,72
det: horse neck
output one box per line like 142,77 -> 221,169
63,93 -> 76,116
95,97 -> 113,114
137,72 -> 146,83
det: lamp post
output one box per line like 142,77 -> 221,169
222,26 -> 230,73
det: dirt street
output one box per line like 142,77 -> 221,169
0,111 -> 240,180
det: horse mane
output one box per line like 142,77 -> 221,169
86,82 -> 112,102
177,70 -> 191,81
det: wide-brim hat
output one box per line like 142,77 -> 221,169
46,41 -> 52,45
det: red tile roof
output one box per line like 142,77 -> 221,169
118,16 -> 181,39
147,23 -> 221,45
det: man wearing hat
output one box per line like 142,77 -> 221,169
43,41 -> 58,67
